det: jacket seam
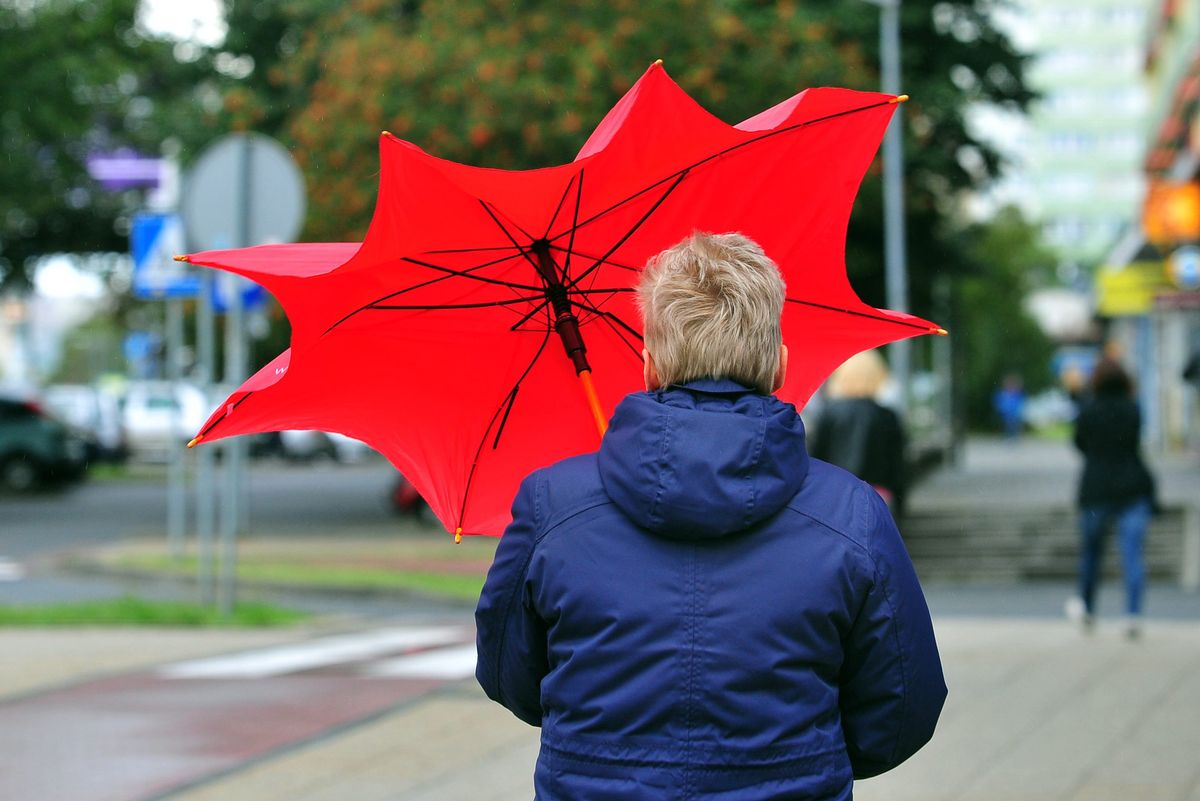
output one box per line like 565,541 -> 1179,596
492,474 -> 543,714
866,495 -> 911,767
539,743 -> 847,770
783,502 -> 872,558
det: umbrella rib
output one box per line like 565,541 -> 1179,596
572,297 -> 644,345
548,244 -> 639,273
197,392 -> 251,440
322,251 -> 533,335
455,327 -> 554,533
562,168 -> 585,281
563,169 -> 689,293
369,295 -> 545,312
541,172 -> 578,242
784,297 -> 932,332
547,97 -> 896,246
400,256 -> 542,292
509,297 -> 552,332
478,201 -> 541,274
587,307 -> 645,359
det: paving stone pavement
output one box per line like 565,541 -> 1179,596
138,616 -> 1200,801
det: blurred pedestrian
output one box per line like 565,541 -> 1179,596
992,373 -> 1026,441
1069,358 -> 1156,638
810,349 -> 907,515
476,232 -> 946,799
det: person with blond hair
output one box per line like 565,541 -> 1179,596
811,349 -> 907,514
476,232 -> 945,800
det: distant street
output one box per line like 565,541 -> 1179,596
0,459 -> 402,562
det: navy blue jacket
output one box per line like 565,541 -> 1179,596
476,379 -> 946,800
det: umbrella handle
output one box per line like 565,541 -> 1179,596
579,370 -> 608,437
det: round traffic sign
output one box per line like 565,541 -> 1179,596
181,133 -> 305,251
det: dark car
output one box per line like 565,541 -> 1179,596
0,394 -> 88,492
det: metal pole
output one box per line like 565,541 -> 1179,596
880,0 -> 911,414
165,298 -> 186,559
196,272 -> 217,606
218,137 -> 253,617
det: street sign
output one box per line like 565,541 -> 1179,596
88,150 -> 163,191
211,272 -> 267,313
131,213 -> 201,299
180,133 -> 306,251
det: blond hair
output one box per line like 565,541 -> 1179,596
826,349 -> 889,400
637,232 -> 785,394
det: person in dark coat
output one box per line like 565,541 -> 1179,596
1072,357 -> 1156,638
810,349 -> 907,515
475,232 -> 946,800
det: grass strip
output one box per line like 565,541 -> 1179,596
116,555 -> 486,602
0,596 -> 308,627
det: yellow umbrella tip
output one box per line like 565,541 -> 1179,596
454,527 -> 463,544
381,130 -> 392,138
187,435 -> 203,448
932,326 -> 949,336
173,254 -> 190,262
890,94 -> 910,104
653,58 -> 663,66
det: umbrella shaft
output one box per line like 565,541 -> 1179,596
533,240 -> 591,375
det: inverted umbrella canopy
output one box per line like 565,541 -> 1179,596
184,62 -> 943,538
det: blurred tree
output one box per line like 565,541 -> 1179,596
0,0 -> 214,291
950,206 -> 1056,428
214,0 -> 1033,316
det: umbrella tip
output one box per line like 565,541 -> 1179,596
173,254 -> 190,263
890,94 -> 909,104
932,326 -> 949,336
381,130 -> 393,138
187,435 -> 203,448
454,527 -> 463,544
653,58 -> 663,67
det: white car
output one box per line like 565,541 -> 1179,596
120,381 -> 209,462
43,384 -> 127,463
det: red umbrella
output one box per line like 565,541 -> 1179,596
182,62 -> 944,540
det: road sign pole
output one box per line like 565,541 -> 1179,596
196,272 -> 217,606
218,138 -> 254,617
166,298 -> 186,559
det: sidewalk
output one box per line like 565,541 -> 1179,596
19,617 -> 1177,801
909,435 -> 1199,513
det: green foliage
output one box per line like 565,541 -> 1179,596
0,0 -> 215,289
950,206 -> 1057,428
216,1 -> 1034,316
0,595 -> 308,626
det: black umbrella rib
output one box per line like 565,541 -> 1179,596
400,256 -> 543,292
563,169 -> 689,293
785,297 -> 931,331
581,305 -> 644,359
369,296 -> 544,311
509,297 -> 552,332
547,97 -> 896,246
369,295 -> 544,312
573,298 -> 644,343
322,251 -> 532,336
478,200 -> 541,274
548,244 -> 639,273
541,171 -> 579,243
455,327 -> 554,533
197,392 -> 252,439
562,168 -> 585,280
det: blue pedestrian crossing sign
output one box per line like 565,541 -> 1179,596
131,213 -> 201,299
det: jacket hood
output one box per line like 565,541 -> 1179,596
597,378 -> 809,540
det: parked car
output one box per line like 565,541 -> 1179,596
43,384 -> 128,464
0,391 -> 88,492
120,381 -> 209,462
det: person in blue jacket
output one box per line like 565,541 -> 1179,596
476,232 -> 946,800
